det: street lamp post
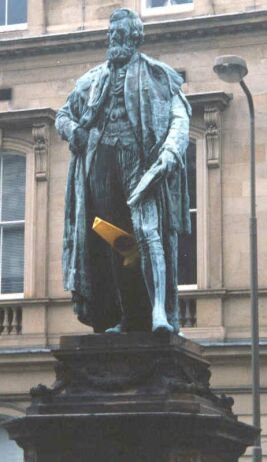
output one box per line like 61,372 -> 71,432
213,55 -> 261,462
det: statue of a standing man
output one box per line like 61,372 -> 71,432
56,8 -> 191,334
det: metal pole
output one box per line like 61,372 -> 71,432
240,79 -> 262,462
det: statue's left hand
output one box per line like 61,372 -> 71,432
127,147 -> 183,207
70,126 -> 88,154
155,148 -> 178,177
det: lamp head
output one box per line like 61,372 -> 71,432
213,55 -> 248,83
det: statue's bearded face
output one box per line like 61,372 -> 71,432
107,18 -> 136,64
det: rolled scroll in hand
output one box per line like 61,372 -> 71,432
127,162 -> 165,207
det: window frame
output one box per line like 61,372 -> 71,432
0,151 -> 26,298
141,0 -> 194,17
0,0 -> 27,32
0,141 -> 32,301
178,92 -> 232,295
178,131 -> 207,292
0,108 -> 56,302
178,139 -> 198,290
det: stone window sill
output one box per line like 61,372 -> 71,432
0,23 -> 27,33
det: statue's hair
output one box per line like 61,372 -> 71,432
109,8 -> 144,46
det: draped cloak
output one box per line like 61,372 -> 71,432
56,52 -> 192,332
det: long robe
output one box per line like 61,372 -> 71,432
56,52 -> 191,332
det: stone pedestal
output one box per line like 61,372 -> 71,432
5,333 -> 257,462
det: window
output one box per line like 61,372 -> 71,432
0,0 -> 27,30
178,141 -> 197,287
0,153 -> 26,295
0,89 -> 12,102
0,109 -> 56,300
0,420 -> 23,462
142,0 -> 193,16
147,0 -> 192,6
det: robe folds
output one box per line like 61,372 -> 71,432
56,52 -> 192,331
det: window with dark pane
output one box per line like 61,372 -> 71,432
0,153 -> 26,294
146,0 -> 192,7
178,141 -> 197,285
0,0 -> 27,26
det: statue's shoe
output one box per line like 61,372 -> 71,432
152,320 -> 174,333
105,323 -> 122,334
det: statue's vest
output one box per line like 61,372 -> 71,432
99,64 -> 137,147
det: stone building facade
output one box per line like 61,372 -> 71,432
0,0 -> 266,460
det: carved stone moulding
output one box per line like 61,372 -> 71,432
5,333 -> 257,462
32,123 -> 49,181
0,10 -> 266,58
0,108 -> 56,129
28,333 -> 233,416
0,108 -> 56,181
188,92 -> 232,169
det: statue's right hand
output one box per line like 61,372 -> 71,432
72,126 -> 88,152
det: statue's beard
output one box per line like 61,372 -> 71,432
107,42 -> 135,64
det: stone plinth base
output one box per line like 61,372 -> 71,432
5,333 -> 257,462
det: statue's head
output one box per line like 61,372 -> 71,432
107,8 -> 144,64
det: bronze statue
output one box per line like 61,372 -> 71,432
55,8 -> 191,334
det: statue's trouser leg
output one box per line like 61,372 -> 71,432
89,142 -> 175,332
165,230 -> 179,331
130,200 -> 173,332
89,143 -> 151,331
114,144 -> 174,332
89,144 -> 133,331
